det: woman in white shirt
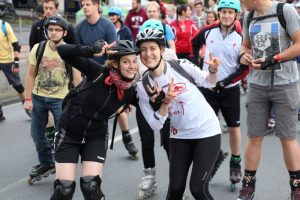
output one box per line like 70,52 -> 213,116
135,26 -> 222,200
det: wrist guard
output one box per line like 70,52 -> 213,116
260,55 -> 278,70
149,91 -> 165,111
88,40 -> 106,54
14,57 -> 20,68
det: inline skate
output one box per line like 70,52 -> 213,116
137,168 -> 157,199
230,157 -> 242,191
122,132 -> 138,160
28,163 -> 55,185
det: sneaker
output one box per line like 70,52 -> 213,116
237,176 -> 256,200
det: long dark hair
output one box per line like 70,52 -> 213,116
175,5 -> 190,30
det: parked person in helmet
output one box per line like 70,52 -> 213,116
50,40 -> 139,200
24,15 -> 82,184
0,0 -> 28,121
192,0 -> 246,186
29,0 -> 76,50
135,27 -> 222,200
134,19 -> 178,200
108,7 -> 133,41
108,6 -> 139,160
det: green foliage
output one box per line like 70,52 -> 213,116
174,0 -> 188,4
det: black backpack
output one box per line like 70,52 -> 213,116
246,3 -> 288,36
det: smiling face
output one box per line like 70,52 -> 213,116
139,41 -> 163,69
219,8 -> 237,26
117,54 -> 138,80
207,12 -> 217,24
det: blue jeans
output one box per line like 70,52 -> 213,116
31,94 -> 63,166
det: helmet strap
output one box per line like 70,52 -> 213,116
149,55 -> 163,72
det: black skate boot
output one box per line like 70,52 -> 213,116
210,150 -> 228,181
290,179 -> 300,200
28,163 -> 55,185
122,131 -> 138,160
230,157 -> 242,192
237,176 -> 256,200
45,126 -> 55,155
0,105 -> 6,121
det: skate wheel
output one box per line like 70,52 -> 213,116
28,178 -> 33,185
230,183 -> 236,192
28,177 -> 40,185
137,191 -> 145,200
129,154 -> 139,160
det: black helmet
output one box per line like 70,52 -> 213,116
136,28 -> 166,48
44,15 -> 68,30
0,0 -> 8,18
108,40 -> 140,60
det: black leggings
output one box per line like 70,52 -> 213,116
167,134 -> 221,200
136,105 -> 170,168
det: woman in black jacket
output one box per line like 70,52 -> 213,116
50,40 -> 139,200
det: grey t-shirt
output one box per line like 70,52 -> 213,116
243,2 -> 300,86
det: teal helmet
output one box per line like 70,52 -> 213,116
217,0 -> 240,13
139,19 -> 164,33
108,7 -> 122,17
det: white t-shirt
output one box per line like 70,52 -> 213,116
136,59 -> 221,139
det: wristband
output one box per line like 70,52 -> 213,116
162,99 -> 170,104
274,54 -> 281,62
208,66 -> 217,74
24,98 -> 32,102
238,52 -> 246,64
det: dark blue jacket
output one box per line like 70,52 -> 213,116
117,21 -> 133,41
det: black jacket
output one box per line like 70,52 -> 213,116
57,44 -> 136,133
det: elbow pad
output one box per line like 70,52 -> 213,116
12,42 -> 21,52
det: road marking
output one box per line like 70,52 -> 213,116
0,127 -> 139,194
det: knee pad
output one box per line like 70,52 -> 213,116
50,179 -> 76,200
80,175 -> 105,200
13,84 -> 24,94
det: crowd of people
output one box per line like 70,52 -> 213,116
1,0 -> 300,199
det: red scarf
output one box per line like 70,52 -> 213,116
104,70 -> 132,101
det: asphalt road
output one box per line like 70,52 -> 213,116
0,93 -> 299,200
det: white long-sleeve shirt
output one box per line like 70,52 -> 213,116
136,59 -> 221,139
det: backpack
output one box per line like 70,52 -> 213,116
142,59 -> 196,97
246,3 -> 287,36
1,20 -> 6,37
35,40 -> 73,88
162,22 -> 170,48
